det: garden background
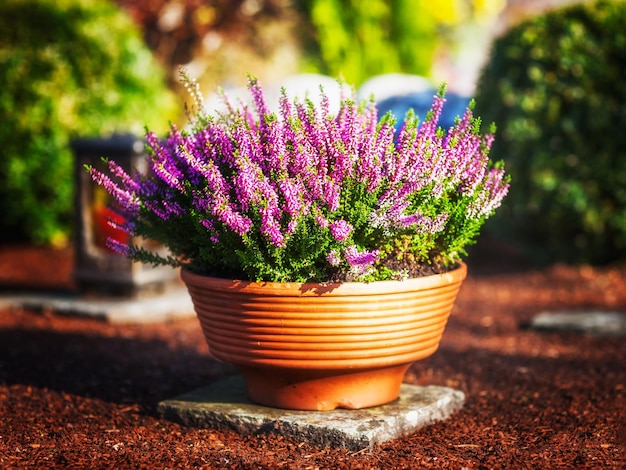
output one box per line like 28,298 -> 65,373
1,0 -> 625,468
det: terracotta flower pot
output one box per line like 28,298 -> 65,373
181,262 -> 467,411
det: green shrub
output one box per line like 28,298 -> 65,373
473,0 -> 626,265
0,0 -> 177,245
293,0 -> 466,86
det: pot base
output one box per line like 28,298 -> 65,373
238,363 -> 412,410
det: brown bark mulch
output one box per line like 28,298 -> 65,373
0,243 -> 625,469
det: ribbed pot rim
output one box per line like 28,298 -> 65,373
181,262 -> 467,295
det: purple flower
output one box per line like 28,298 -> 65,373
200,219 -> 220,243
343,245 -> 379,266
105,238 -> 132,256
88,167 -> 140,215
327,250 -> 342,267
414,213 -> 448,234
145,131 -> 185,191
330,220 -> 353,242
213,203 -> 253,238
343,245 -> 380,278
143,199 -> 185,220
105,160 -> 139,193
315,213 -> 329,228
368,198 -> 410,231
260,206 -> 285,247
466,166 -> 510,220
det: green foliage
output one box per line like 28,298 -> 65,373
0,0 -> 177,245
293,0 -> 442,86
473,0 -> 626,265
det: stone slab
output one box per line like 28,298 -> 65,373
530,310 -> 626,336
0,287 -> 195,324
158,375 -> 465,451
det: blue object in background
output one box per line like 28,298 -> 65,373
376,90 -> 470,131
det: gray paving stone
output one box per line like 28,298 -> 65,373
0,287 -> 195,324
530,310 -> 626,336
158,375 -> 465,451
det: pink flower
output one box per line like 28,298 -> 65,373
315,214 -> 329,228
344,245 -> 379,266
327,250 -> 341,267
330,220 -> 353,242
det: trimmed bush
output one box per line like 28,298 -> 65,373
474,0 -> 626,265
0,0 -> 176,245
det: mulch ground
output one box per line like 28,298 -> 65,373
0,243 -> 625,469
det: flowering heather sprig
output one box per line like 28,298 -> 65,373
86,165 -> 140,215
145,130 -> 184,191
144,199 -> 184,221
105,238 -> 132,256
330,220 -> 353,242
88,70 -> 509,282
466,165 -> 510,220
343,245 -> 380,278
105,159 -> 140,194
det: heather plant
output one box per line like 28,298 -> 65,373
88,70 -> 509,282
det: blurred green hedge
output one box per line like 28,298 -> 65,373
293,0 -> 494,86
0,0 -> 177,245
474,0 -> 626,265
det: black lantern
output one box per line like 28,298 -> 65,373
72,134 -> 178,296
